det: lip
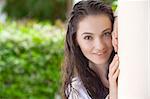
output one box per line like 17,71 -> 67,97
93,51 -> 107,57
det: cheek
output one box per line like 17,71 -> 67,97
104,38 -> 113,48
79,41 -> 92,53
103,38 -> 113,54
77,39 -> 93,54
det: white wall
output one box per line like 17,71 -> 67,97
118,0 -> 149,99
148,0 -> 150,97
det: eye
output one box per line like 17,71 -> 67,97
104,32 -> 111,37
84,36 -> 93,40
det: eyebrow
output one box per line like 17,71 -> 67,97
102,28 -> 111,33
81,28 -> 111,36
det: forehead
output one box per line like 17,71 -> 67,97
77,14 -> 112,35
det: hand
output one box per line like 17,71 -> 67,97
108,54 -> 120,99
112,17 -> 118,52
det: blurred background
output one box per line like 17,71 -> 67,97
0,0 -> 117,99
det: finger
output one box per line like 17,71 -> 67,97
116,47 -> 118,52
113,29 -> 118,36
112,32 -> 116,39
110,59 -> 119,75
112,39 -> 116,49
114,28 -> 118,36
113,44 -> 118,52
114,36 -> 118,46
114,39 -> 118,52
115,33 -> 118,39
114,18 -> 118,32
112,27 -> 118,36
114,44 -> 118,52
112,35 -> 118,52
112,37 -> 115,46
109,56 -> 119,78
113,68 -> 120,80
109,55 -> 118,69
115,39 -> 118,45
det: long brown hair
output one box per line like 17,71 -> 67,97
62,0 -> 115,99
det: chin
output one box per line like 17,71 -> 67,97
89,55 -> 110,65
93,60 -> 108,65
92,52 -> 112,65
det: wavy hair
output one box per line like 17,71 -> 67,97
62,0 -> 115,99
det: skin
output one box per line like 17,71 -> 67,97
112,17 -> 118,53
109,17 -> 119,99
76,14 -> 119,99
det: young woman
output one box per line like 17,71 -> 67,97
62,0 -> 119,99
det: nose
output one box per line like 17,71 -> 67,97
94,38 -> 105,51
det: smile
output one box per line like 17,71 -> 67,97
93,51 -> 107,56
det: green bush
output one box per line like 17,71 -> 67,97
2,0 -> 117,23
0,20 -> 64,98
3,0 -> 67,23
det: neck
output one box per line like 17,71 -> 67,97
89,62 -> 109,88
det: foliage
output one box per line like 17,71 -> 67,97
2,0 -> 117,23
3,0 -> 67,24
102,0 -> 117,11
0,20 -> 65,99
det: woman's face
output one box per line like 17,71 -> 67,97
76,14 -> 113,66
